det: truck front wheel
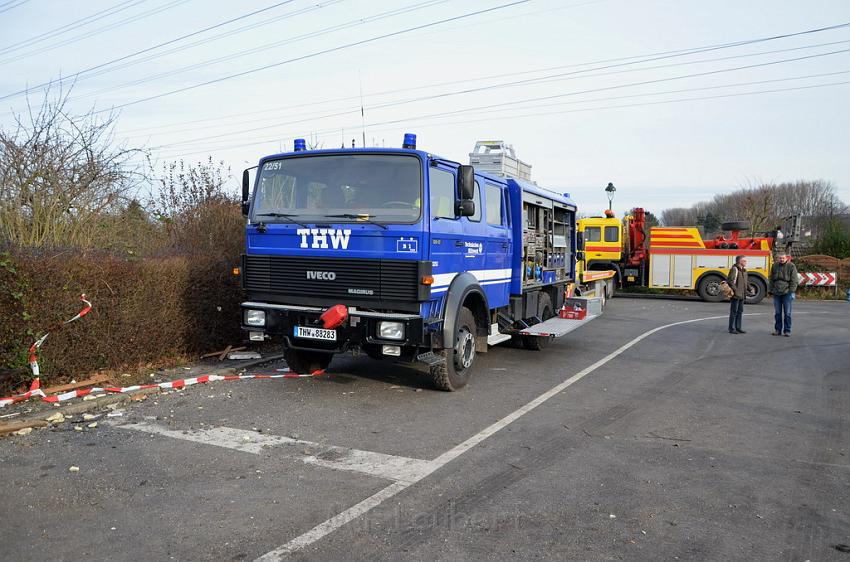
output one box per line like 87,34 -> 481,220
697,274 -> 726,302
430,306 -> 477,391
284,349 -> 332,374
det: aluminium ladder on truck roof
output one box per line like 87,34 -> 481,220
469,140 -> 532,181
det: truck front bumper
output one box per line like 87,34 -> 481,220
240,301 -> 426,352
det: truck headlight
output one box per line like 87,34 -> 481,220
378,321 -> 404,340
244,309 -> 266,327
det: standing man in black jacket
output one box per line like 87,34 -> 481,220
727,255 -> 748,334
769,254 -> 799,336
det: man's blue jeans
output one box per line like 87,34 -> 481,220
773,293 -> 793,334
729,298 -> 744,332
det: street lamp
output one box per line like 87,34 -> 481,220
604,182 -> 616,211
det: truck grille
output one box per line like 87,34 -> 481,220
243,255 -> 423,302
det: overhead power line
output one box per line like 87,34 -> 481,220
116,20 -> 850,137
158,79 -> 850,160
0,1 -> 193,65
153,67 -> 850,155
387,47 -> 850,124
362,39 -> 850,116
145,47 -> 850,151
0,0 -> 306,100
0,0 -> 31,16
93,0 -> 533,113
67,0 -> 449,103
0,0 -> 143,55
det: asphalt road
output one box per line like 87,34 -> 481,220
1,298 -> 848,561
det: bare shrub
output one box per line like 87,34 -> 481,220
0,87 -> 147,247
151,157 -> 244,259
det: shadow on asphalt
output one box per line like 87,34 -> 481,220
321,356 -> 434,391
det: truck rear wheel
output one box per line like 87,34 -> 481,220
284,349 -> 332,374
745,277 -> 767,304
430,306 -> 477,391
523,293 -> 553,351
697,274 -> 726,302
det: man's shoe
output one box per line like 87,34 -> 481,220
772,331 -> 781,336
729,330 -> 737,334
784,333 -> 791,337
737,330 -> 746,334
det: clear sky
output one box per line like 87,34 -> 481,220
1,0 -> 848,217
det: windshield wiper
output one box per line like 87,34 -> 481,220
253,212 -> 307,228
322,213 -> 388,230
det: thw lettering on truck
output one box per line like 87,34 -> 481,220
297,228 -> 351,249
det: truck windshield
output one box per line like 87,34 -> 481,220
252,154 -> 421,224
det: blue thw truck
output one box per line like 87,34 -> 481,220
239,135 -> 612,390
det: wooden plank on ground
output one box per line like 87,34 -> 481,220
43,374 -> 109,395
0,419 -> 49,436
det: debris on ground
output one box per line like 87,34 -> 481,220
0,419 -> 48,436
14,427 -> 32,436
43,374 -> 109,395
68,466 -> 80,472
200,345 -> 245,361
46,412 -> 65,424
227,351 -> 261,360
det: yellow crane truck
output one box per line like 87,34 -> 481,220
576,208 -> 797,304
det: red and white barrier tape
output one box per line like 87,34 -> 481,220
1,369 -> 324,409
2,294 -> 322,411
28,294 -> 93,378
0,378 -> 46,408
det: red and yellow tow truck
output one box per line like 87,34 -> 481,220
576,208 -> 794,304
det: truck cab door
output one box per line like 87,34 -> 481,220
459,178 -> 486,282
481,181 -> 511,308
428,165 -> 465,298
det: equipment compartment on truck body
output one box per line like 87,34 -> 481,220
239,135 -> 607,390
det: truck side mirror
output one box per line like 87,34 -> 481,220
457,200 -> 475,217
577,232 -> 585,250
242,169 -> 250,216
457,165 -> 475,201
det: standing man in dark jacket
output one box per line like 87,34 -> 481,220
769,254 -> 799,336
727,255 -> 748,334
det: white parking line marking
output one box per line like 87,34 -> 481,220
257,313 -> 748,561
117,422 -> 433,483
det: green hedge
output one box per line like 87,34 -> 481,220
0,249 -> 242,391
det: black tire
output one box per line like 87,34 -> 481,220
697,274 -> 726,302
603,278 -> 615,305
745,277 -> 767,304
523,293 -> 554,351
721,221 -> 750,232
284,349 -> 333,374
430,306 -> 477,391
